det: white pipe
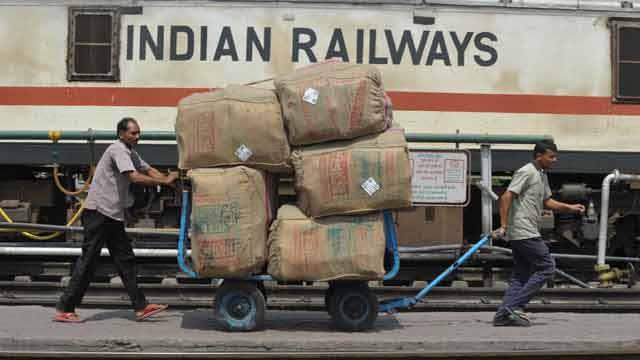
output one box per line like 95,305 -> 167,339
597,172 -> 617,266
597,170 -> 640,266
0,221 -> 179,237
475,180 -> 499,201
0,247 -> 190,257
480,144 -> 493,239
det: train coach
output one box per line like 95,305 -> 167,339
2,0 -> 640,284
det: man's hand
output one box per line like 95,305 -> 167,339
164,172 -> 179,187
569,203 -> 586,215
492,226 -> 506,240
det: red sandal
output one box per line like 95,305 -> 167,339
53,312 -> 83,323
135,304 -> 168,321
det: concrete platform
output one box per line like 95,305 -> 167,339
1,305 -> 640,354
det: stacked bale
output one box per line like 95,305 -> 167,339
176,85 -> 291,172
176,62 -> 410,281
176,85 -> 285,277
291,126 -> 411,218
275,61 -> 393,146
267,205 -> 386,281
189,167 -> 271,278
266,62 -> 412,281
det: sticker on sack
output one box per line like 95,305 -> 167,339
235,144 -> 253,162
302,88 -> 320,105
361,177 -> 381,196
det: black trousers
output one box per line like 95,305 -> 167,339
495,237 -> 555,319
56,210 -> 148,312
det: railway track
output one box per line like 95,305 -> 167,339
1,350 -> 639,359
3,281 -> 640,312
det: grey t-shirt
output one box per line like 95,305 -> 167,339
84,140 -> 150,222
506,162 -> 552,241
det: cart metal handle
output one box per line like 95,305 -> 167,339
379,235 -> 491,313
178,189 -> 197,278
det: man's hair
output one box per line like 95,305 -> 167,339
117,117 -> 138,136
533,140 -> 558,158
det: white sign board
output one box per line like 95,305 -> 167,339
410,150 -> 470,206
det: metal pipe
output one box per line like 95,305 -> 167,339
475,180 -> 499,201
598,171 -> 617,267
405,133 -> 553,144
379,235 -> 491,313
178,190 -> 197,278
0,130 -> 176,141
597,170 -> 640,266
0,130 -> 552,145
0,221 -> 179,237
0,246 -> 189,257
401,244 -> 640,263
383,210 -> 401,281
401,245 -> 596,288
480,144 -> 493,241
554,268 -> 592,289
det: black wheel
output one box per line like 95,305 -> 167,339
328,283 -> 378,331
214,280 -> 266,332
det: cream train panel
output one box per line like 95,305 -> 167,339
0,106 -> 176,132
397,112 -> 615,151
0,1 -> 635,155
0,4 -> 610,92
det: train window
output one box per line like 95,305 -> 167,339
612,20 -> 640,102
67,8 -> 120,81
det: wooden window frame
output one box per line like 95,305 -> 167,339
611,18 -> 640,103
67,7 -> 121,82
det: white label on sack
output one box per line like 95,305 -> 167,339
235,144 -> 253,162
361,177 -> 381,196
302,88 -> 319,105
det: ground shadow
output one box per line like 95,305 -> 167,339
82,309 -> 175,323
180,309 -> 403,332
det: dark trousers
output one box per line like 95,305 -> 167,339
495,237 -> 555,319
56,210 -> 148,312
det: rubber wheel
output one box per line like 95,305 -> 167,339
328,283 -> 378,331
214,281 -> 266,332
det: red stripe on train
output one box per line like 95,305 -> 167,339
1,86 -> 640,115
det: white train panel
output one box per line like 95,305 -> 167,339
0,1 -> 639,153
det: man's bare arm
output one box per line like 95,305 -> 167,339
544,198 -> 585,214
127,171 -> 178,187
499,190 -> 516,230
146,167 -> 175,180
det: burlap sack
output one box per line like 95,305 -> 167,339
176,85 -> 291,172
188,167 -> 273,278
275,61 -> 392,146
267,205 -> 386,281
292,126 -> 412,218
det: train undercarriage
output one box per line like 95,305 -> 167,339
2,142 -> 640,290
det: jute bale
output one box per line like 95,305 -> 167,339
176,85 -> 291,172
189,167 -> 273,278
275,61 -> 392,146
267,205 -> 386,281
292,126 -> 412,217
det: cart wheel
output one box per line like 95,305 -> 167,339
328,283 -> 378,331
214,281 -> 265,332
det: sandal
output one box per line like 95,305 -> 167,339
53,312 -> 83,323
135,304 -> 168,321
